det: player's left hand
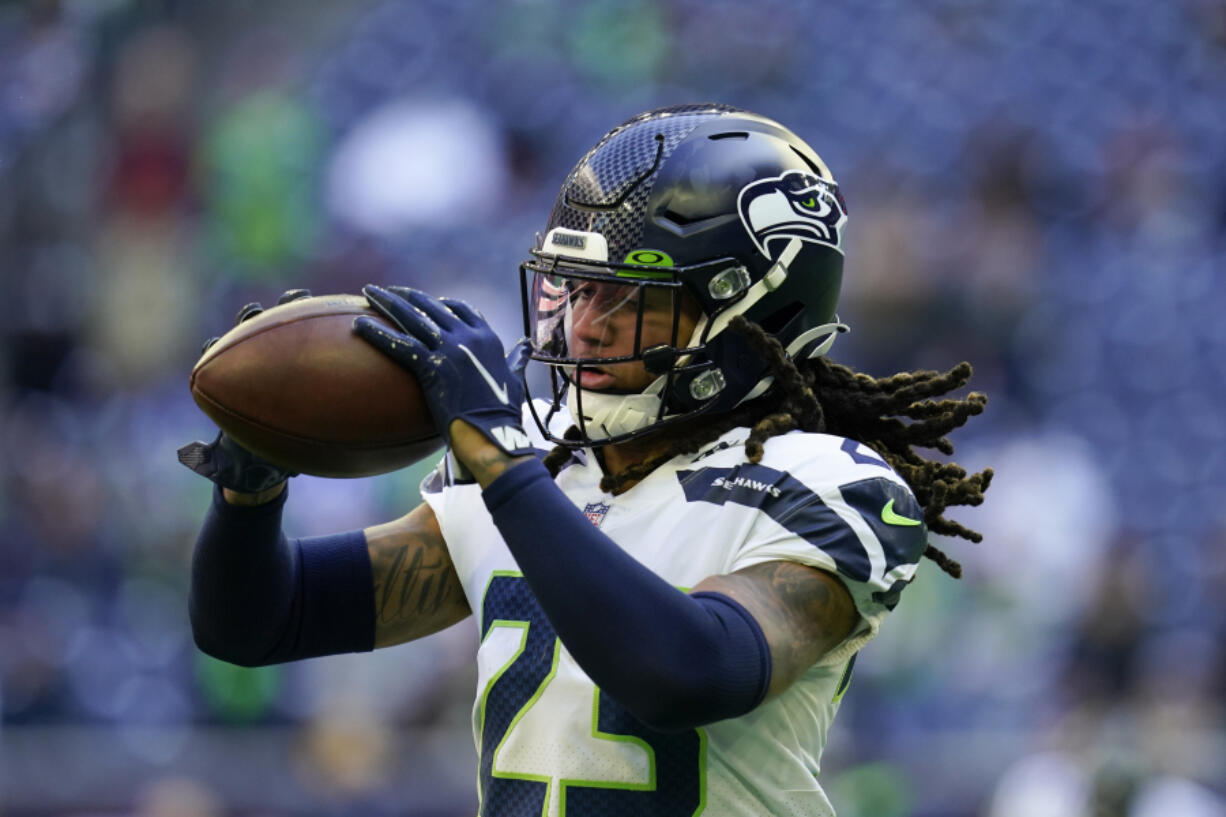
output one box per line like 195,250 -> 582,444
354,284 -> 535,458
179,287 -> 313,495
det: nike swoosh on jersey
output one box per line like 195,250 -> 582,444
880,499 -> 922,526
457,343 -> 510,404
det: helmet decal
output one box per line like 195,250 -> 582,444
737,170 -> 848,260
623,249 -> 674,267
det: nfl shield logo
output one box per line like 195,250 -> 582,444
582,501 -> 611,527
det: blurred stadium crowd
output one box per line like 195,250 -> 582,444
1,1 -> 1224,815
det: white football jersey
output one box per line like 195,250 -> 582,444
421,403 -> 927,817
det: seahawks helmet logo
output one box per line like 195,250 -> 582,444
737,170 -> 847,260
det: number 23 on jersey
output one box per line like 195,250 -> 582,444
476,573 -> 706,817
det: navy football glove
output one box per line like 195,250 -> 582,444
354,284 -> 534,458
178,288 -> 313,492
177,430 -> 297,494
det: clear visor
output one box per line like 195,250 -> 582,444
526,266 -> 690,364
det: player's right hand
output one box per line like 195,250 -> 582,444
177,288 -> 312,493
354,284 -> 535,459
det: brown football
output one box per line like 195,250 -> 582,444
189,294 -> 442,478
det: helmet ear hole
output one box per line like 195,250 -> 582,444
759,301 -> 803,336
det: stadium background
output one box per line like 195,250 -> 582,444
1,1 -> 1224,815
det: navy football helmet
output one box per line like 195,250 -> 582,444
521,103 -> 848,446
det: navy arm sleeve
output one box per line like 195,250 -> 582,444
189,485 -> 375,666
482,459 -> 771,732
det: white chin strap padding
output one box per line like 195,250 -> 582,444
566,376 -> 668,441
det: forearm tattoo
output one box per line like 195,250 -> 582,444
696,561 -> 856,696
368,518 -> 470,644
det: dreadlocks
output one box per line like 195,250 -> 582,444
542,315 -> 993,579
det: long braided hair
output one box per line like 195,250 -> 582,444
541,316 -> 993,578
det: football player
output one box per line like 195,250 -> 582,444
181,104 -> 992,817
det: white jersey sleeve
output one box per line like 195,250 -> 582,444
682,431 -> 928,666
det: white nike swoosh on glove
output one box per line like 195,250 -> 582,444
457,343 -> 510,404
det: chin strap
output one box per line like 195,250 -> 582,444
734,320 -> 849,406
565,320 -> 849,439
688,237 -> 803,349
788,320 -> 850,359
